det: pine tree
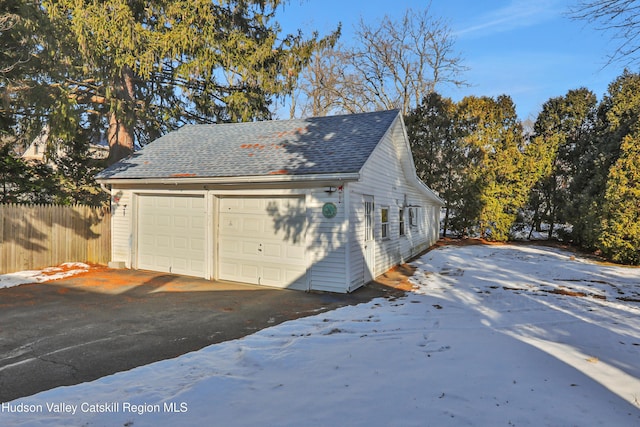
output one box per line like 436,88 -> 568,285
54,138 -> 109,206
527,88 -> 597,239
599,132 -> 640,264
405,93 -> 470,236
0,143 -> 58,203
1,0 -> 49,135
41,0 -> 338,163
569,71 -> 640,249
457,95 -> 530,241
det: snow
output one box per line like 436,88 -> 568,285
0,263 -> 90,289
2,244 -> 640,426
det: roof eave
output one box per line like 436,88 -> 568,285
414,178 -> 446,206
95,172 -> 361,186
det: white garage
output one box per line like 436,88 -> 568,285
218,196 -> 307,290
137,194 -> 206,277
97,110 -> 445,293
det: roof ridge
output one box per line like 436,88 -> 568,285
182,109 -> 399,128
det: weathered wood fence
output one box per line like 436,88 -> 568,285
0,204 -> 111,274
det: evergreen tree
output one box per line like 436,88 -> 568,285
0,143 -> 28,203
457,95 -> 531,241
53,138 -> 109,206
405,93 -> 470,236
1,0 -> 50,136
569,71 -> 640,249
41,0 -> 338,164
0,143 -> 58,203
527,88 -> 597,238
599,132 -> 640,264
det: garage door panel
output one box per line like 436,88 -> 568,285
157,236 -> 170,248
137,195 -> 206,278
262,266 -> 282,283
221,198 -> 242,211
243,218 -> 262,233
285,268 -> 306,284
285,248 -> 305,262
219,261 -> 237,277
154,255 -> 170,268
192,216 -> 205,229
174,215 -> 188,228
173,197 -> 187,209
191,259 -> 205,270
172,258 -> 187,270
173,237 -> 187,250
219,237 -> 239,254
191,239 -> 205,251
219,215 -> 240,234
263,243 -> 282,258
241,264 -> 259,279
219,196 -> 307,289
138,254 -> 154,266
157,197 -> 171,208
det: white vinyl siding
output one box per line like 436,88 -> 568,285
307,188 -> 348,293
349,118 -> 440,284
110,189 -> 132,267
348,193 -> 367,290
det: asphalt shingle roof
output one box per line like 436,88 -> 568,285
96,110 -> 399,180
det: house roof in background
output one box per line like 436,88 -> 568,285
96,110 -> 400,180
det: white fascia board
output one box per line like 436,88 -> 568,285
96,172 -> 361,186
392,113 -> 446,207
414,177 -> 446,206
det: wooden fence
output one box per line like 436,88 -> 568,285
0,204 -> 111,275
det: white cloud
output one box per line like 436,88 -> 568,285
454,0 -> 564,38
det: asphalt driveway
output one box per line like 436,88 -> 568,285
0,268 -> 404,402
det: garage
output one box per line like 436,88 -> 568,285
137,194 -> 206,277
218,196 -> 307,290
98,110 -> 445,293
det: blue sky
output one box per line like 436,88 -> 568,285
278,0 -> 628,120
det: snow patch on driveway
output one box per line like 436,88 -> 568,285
0,263 -> 91,289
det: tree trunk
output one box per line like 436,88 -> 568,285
443,205 -> 450,237
547,217 -> 555,240
106,66 -> 136,165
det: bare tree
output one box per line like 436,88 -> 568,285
293,6 -> 467,117
572,0 -> 640,65
353,8 -> 467,115
293,48 -> 353,117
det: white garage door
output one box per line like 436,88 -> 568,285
137,194 -> 206,277
218,196 -> 307,290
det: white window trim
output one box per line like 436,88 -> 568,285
381,206 -> 390,240
409,207 -> 418,228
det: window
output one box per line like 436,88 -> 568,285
399,208 -> 405,236
381,207 -> 389,239
364,199 -> 374,242
409,207 -> 418,227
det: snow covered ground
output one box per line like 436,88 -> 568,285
0,263 -> 91,289
2,243 -> 639,426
